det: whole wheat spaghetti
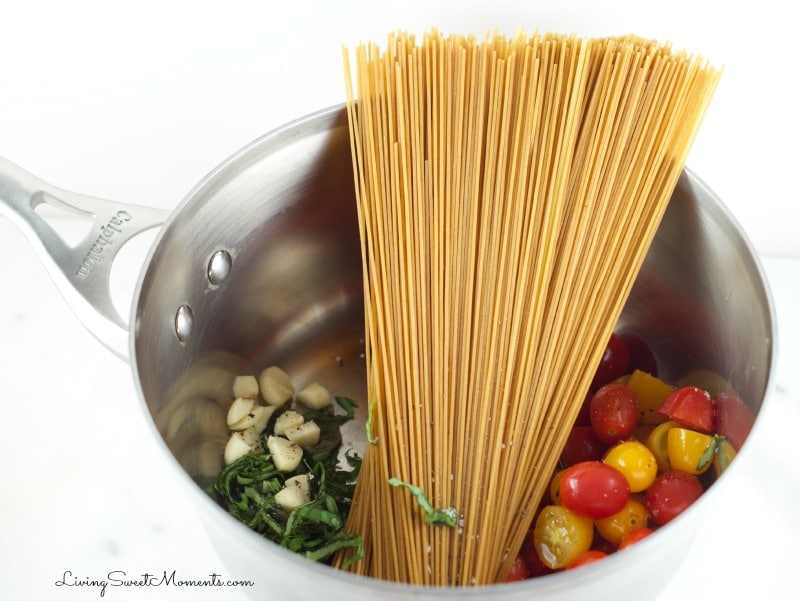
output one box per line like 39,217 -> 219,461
336,29 -> 719,585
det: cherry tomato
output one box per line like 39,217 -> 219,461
644,470 -> 704,525
532,505 -> 594,569
591,332 -> 630,390
658,386 -> 714,433
594,497 -> 648,545
559,461 -> 630,519
565,550 -> 608,570
714,392 -> 755,450
505,554 -> 530,582
667,427 -> 715,475
603,440 -> 658,492
626,369 -> 673,425
619,527 -> 654,549
560,426 -> 607,467
589,383 -> 640,444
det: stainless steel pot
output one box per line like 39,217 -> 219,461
0,104 -> 776,601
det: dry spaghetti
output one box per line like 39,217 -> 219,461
336,29 -> 719,585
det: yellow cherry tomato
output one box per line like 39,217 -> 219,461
626,369 -> 674,425
594,497 -> 649,545
645,420 -> 679,473
667,427 -> 715,475
532,505 -> 594,569
603,440 -> 657,493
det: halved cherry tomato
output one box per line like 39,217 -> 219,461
619,527 -> 653,549
644,470 -> 704,525
589,383 -> 640,444
591,332 -> 630,390
714,392 -> 755,450
532,505 -> 594,569
603,440 -> 658,492
565,550 -> 608,570
560,426 -> 607,467
667,427 -> 715,475
505,554 -> 530,582
626,369 -> 673,425
594,497 -> 648,545
559,461 -> 630,519
657,386 -> 714,433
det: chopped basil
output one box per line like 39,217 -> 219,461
387,478 -> 459,527
210,397 -> 363,567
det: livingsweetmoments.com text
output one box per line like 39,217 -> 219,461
54,569 -> 254,597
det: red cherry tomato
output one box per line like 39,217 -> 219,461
560,426 -> 607,467
505,554 -> 530,582
658,386 -> 714,433
591,332 -> 630,390
619,527 -> 654,549
589,383 -> 640,444
644,470 -> 704,525
565,550 -> 608,570
714,392 -> 755,450
559,461 -> 631,519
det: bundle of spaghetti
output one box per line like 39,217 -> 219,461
335,29 -> 719,585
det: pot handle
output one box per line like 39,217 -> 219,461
0,157 -> 169,360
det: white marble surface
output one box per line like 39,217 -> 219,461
1,1 -> 799,600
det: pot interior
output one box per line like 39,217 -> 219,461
131,103 -> 773,557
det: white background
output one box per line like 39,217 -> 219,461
1,1 -> 799,600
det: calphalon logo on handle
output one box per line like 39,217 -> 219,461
75,210 -> 132,278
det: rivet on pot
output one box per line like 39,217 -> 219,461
175,304 -> 194,344
207,249 -> 232,286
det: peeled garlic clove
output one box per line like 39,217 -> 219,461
240,426 -> 264,453
233,375 -> 259,400
227,397 -> 255,428
274,474 -> 312,510
267,436 -> 303,472
274,410 -> 304,436
296,381 -> 333,410
260,366 -> 294,407
224,432 -> 253,465
250,405 -> 276,435
285,421 -> 321,448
